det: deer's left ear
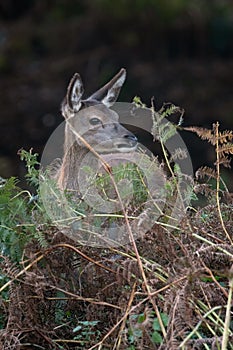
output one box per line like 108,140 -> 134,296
88,68 -> 126,107
66,73 -> 84,112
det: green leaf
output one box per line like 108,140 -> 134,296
151,330 -> 163,344
137,313 -> 146,323
153,318 -> 161,331
73,325 -> 82,332
161,313 -> 169,326
153,313 -> 169,331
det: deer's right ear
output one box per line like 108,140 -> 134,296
88,68 -> 126,107
66,73 -> 84,112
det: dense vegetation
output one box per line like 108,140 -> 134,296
0,101 -> 233,349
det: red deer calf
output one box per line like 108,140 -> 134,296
56,68 -> 138,192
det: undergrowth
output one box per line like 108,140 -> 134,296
0,102 -> 233,350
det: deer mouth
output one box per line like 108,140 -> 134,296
114,134 -> 138,152
93,138 -> 138,153
116,141 -> 138,152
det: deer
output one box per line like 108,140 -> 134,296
43,69 -> 167,246
55,68 -> 138,194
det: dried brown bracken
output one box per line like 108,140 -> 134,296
0,116 -> 233,349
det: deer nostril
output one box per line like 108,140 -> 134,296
124,134 -> 138,143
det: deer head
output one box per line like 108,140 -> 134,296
61,68 -> 138,154
56,68 -> 138,191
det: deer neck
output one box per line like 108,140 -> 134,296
58,142 -> 91,193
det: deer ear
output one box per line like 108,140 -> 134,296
66,73 -> 84,112
88,68 -> 126,107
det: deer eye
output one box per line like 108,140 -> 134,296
89,117 -> 102,125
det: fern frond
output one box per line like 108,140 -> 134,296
0,255 -> 20,278
159,102 -> 184,119
196,166 -> 217,180
170,148 -> 188,161
193,183 -> 214,197
218,143 -> 233,156
34,229 -> 48,249
18,149 -> 40,187
218,130 -> 233,144
183,126 -> 214,144
215,156 -> 231,168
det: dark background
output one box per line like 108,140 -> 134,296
0,0 -> 232,188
